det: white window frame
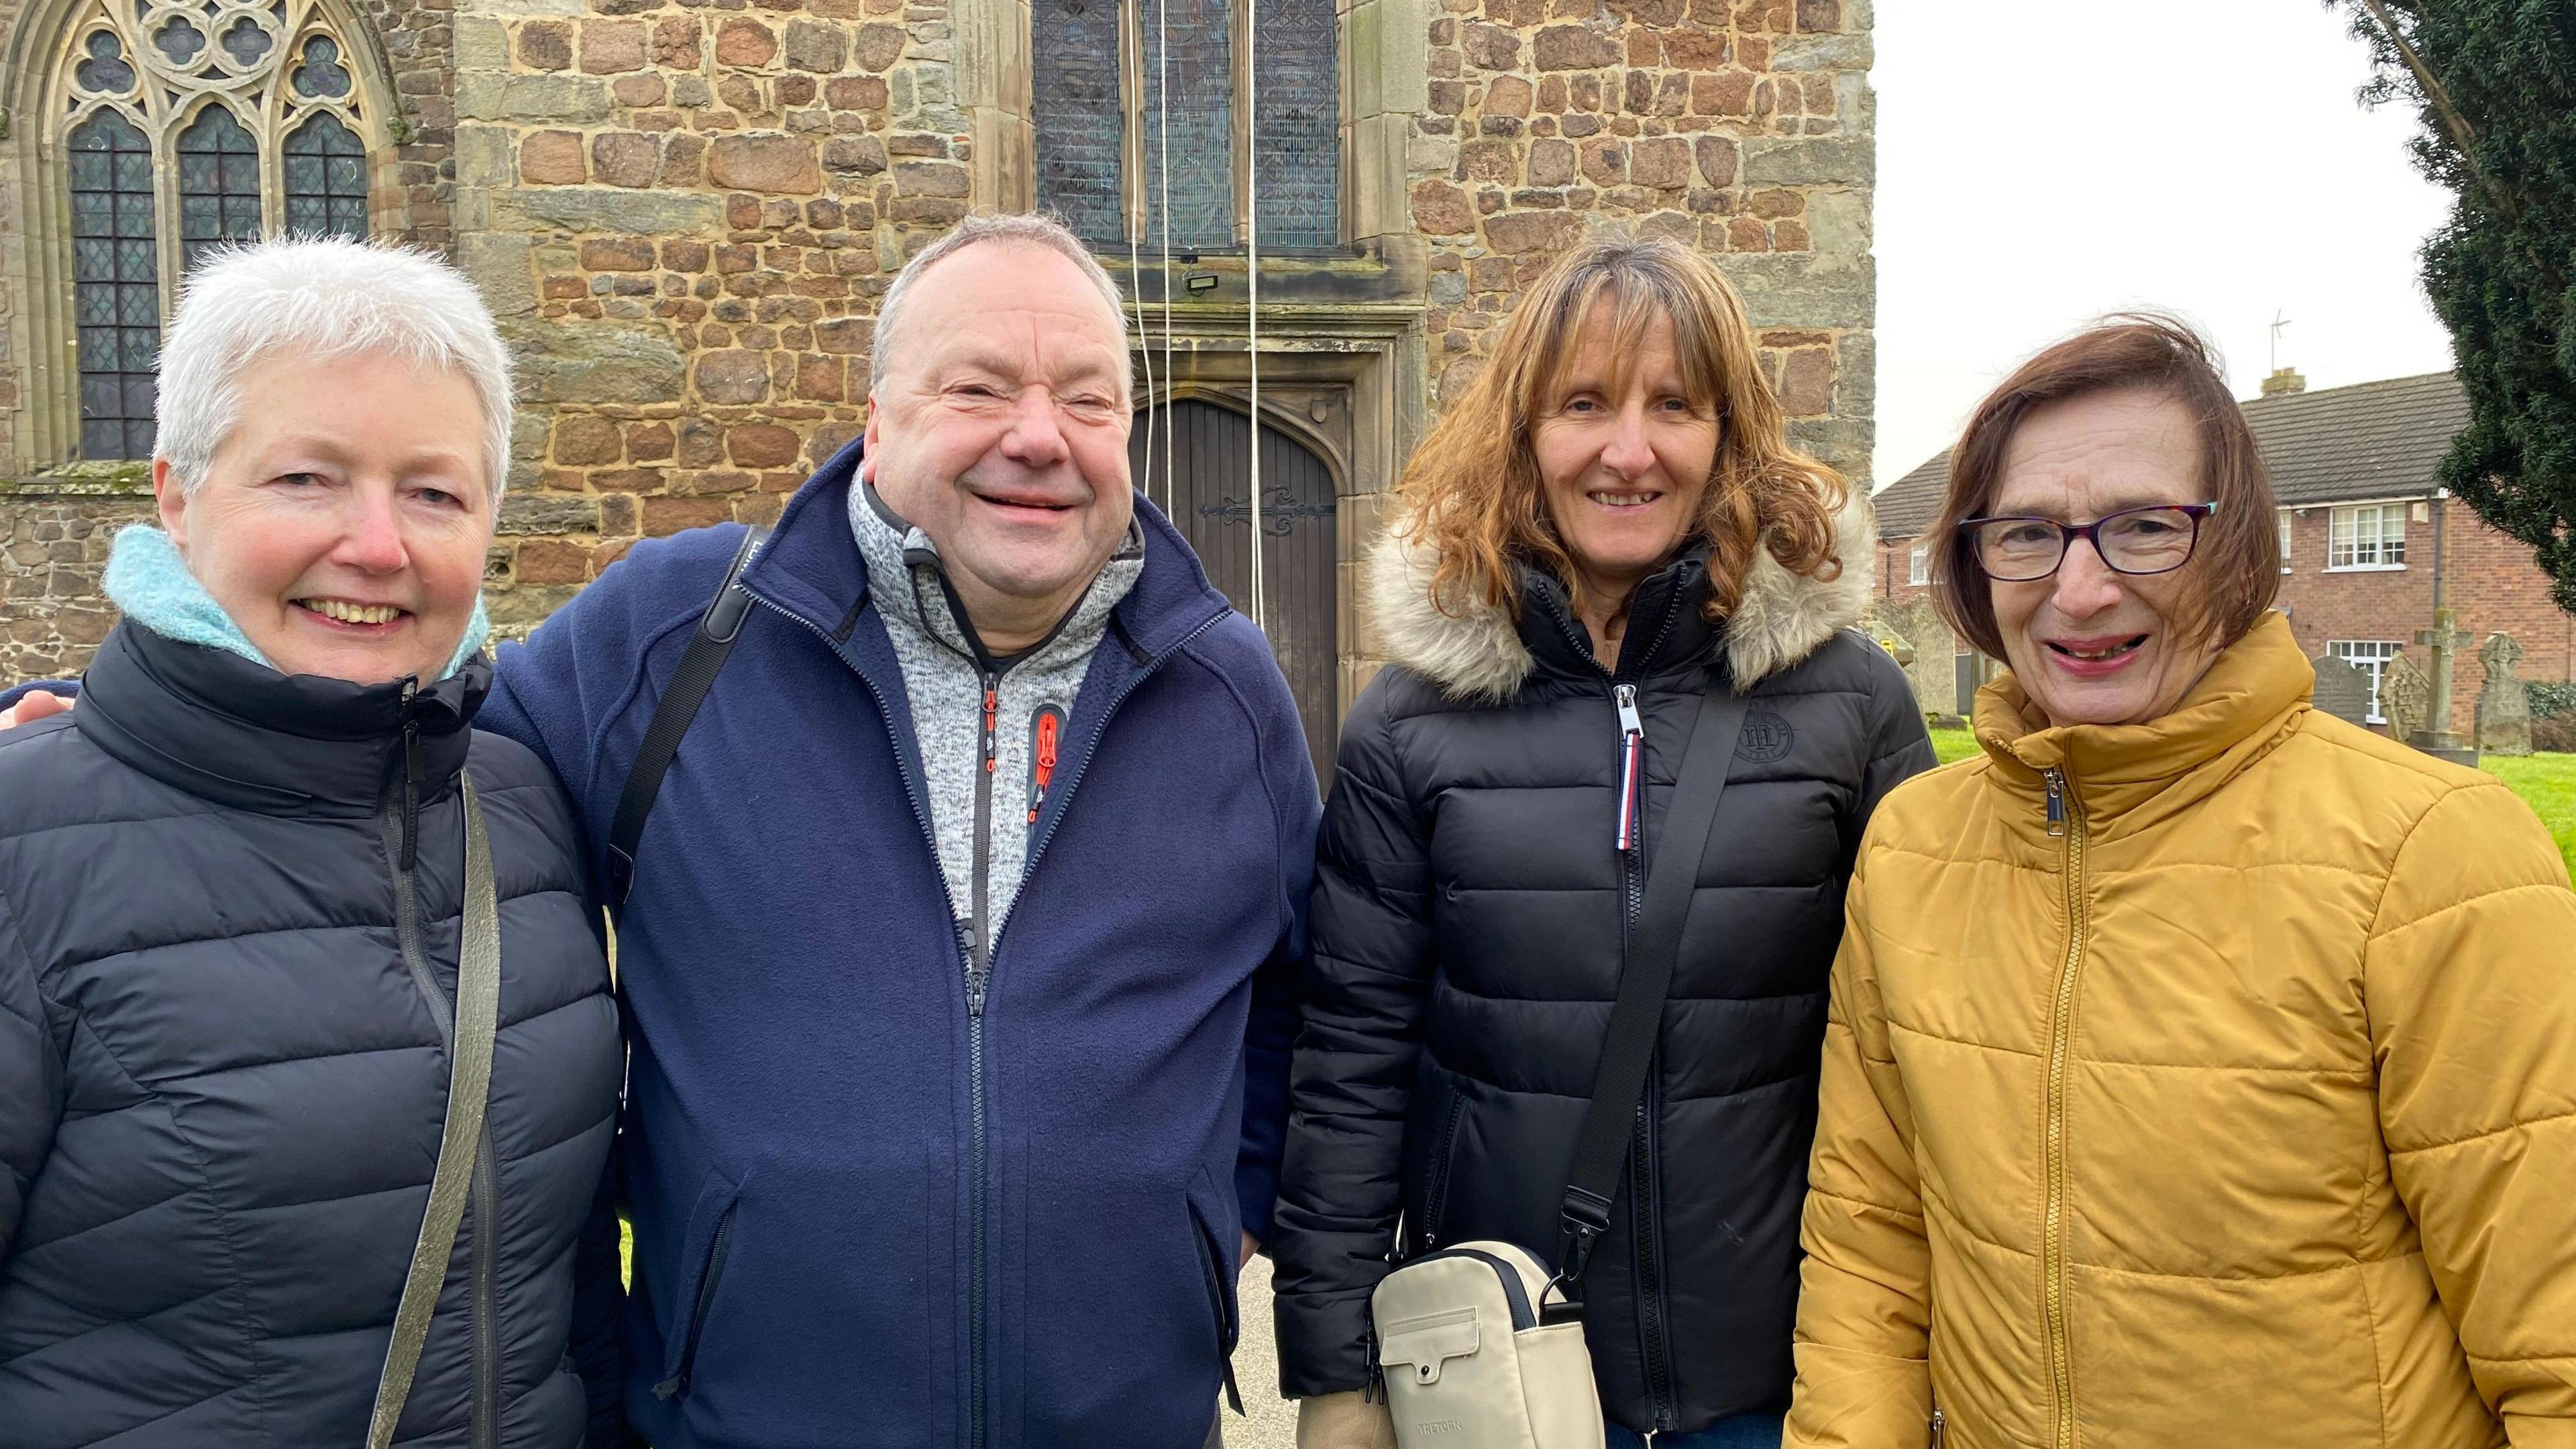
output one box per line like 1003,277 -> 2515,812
2327,640 -> 2402,724
2327,503 -> 2408,572
1908,541 -> 1929,587
2277,508 -> 2292,573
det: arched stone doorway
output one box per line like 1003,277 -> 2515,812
1130,396 -> 1338,781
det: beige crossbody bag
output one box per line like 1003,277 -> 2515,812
365,778 -> 502,1449
1369,681 -> 1749,1449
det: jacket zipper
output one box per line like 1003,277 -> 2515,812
753,590 -> 1227,1449
1609,680 -> 1678,1430
1932,1405 -> 1947,1447
379,684 -> 496,1449
747,596 -> 979,1440
471,1140 -> 498,1449
967,667 -> 1004,1449
2040,766 -> 2089,1449
1418,1093 -> 1468,1252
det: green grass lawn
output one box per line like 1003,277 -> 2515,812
1923,727 -> 2576,873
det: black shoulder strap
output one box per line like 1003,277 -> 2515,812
605,523 -> 769,910
1554,672 -> 1748,1307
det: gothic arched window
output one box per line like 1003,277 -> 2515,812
53,0 -> 380,458
1032,0 -> 1340,252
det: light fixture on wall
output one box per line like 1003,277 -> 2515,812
1186,272 -> 1219,293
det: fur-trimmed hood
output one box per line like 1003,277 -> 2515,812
1366,484 -> 1878,701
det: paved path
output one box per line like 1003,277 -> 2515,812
1226,1255 -> 1297,1448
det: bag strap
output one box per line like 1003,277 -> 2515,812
367,777 -> 503,1449
1554,673 -> 1748,1307
606,523 -> 769,908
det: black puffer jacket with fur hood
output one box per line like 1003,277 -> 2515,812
1271,495 -> 1934,1434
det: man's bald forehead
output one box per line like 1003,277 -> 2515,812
871,219 -> 1132,394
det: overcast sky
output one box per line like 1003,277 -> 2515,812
1869,0 -> 2459,486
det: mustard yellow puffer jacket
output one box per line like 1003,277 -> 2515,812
1785,613 -> 2576,1449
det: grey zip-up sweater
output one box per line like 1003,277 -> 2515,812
848,484 -> 1144,950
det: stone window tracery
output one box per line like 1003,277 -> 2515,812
1032,0 -> 1340,252
50,0 -> 380,458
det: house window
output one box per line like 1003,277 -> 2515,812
52,0 -> 378,460
2327,504 -> 2407,570
2277,509 -> 2292,572
1031,0 -> 1340,250
2328,640 -> 2402,724
1908,542 -> 1929,586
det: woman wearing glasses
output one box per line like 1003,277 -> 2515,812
1784,317 -> 2576,1448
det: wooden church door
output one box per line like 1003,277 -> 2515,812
1130,398 -> 1339,782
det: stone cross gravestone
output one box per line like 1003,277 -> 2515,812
2382,651 -> 2432,746
2309,653 -> 2375,726
2408,607 -> 2479,766
2476,631 -> 2533,756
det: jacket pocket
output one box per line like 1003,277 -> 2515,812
652,1173 -> 741,1401
1187,1185 -> 1244,1413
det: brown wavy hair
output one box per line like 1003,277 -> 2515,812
1392,235 -> 1847,626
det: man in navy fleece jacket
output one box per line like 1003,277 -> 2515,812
0,214 -> 1316,1446
506,215 -> 1313,1448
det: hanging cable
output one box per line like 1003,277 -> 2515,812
1156,0 -> 1175,518
1243,1 -> 1263,633
1128,188 -> 1156,512
1126,44 -> 1157,519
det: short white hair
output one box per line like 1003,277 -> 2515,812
156,237 -> 515,503
869,211 -> 1129,398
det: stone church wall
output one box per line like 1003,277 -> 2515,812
0,0 -> 1879,676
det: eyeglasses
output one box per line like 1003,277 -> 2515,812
1958,503 -> 2218,582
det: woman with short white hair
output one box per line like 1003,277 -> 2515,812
0,237 -> 623,1449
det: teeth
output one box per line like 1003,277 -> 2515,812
2056,639 -> 2142,661
301,599 -> 402,625
1589,492 -> 1656,507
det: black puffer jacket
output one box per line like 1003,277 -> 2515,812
0,623 -> 624,1448
1271,505 -> 1935,1433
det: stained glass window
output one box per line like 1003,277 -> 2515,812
1139,0 -> 1234,251
178,107 -> 263,271
1032,0 -> 1124,245
50,0 -> 378,458
1030,0 -> 1340,250
283,113 -> 367,239
69,109 -> 160,460
1253,0 -> 1337,248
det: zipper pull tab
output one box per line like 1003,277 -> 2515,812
982,676 -> 1000,775
1932,1407 -> 1947,1447
1613,684 -> 1644,853
2044,767 -> 2067,839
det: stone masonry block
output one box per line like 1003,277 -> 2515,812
508,320 -> 688,403
784,19 -> 845,71
1534,24 -> 1621,71
710,136 -> 821,193
1740,136 -> 1873,186
492,186 -> 724,235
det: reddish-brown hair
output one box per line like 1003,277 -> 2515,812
1929,315 -> 2280,659
1393,236 -> 1846,627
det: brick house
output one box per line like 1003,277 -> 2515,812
1870,370 -> 2576,736
0,0 -> 1880,765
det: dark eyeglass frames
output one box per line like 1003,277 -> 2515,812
1957,503 -> 2218,582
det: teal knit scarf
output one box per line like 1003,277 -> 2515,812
102,524 -> 491,681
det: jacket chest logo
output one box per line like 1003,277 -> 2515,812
1735,710 -> 1795,763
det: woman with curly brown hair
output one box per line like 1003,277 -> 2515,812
1269,237 -> 1935,1449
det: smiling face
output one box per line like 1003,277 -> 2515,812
1988,386 -> 2224,728
156,350 -> 493,686
1529,305 -> 1720,612
863,241 -> 1134,653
